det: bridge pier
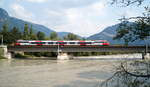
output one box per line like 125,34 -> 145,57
144,53 -> 150,60
57,52 -> 73,60
0,45 -> 11,59
142,52 -> 150,60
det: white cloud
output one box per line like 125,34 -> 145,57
27,0 -> 47,3
17,0 -> 48,3
10,3 -> 35,22
6,0 -> 121,37
51,1 -> 108,37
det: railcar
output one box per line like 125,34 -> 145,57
15,40 -> 109,46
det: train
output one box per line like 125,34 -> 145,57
15,40 -> 110,46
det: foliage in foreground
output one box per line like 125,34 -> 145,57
113,7 -> 150,45
101,60 -> 150,87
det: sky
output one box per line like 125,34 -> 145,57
0,0 -> 147,37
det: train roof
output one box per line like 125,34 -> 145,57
17,40 -> 108,42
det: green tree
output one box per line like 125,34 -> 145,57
0,24 -> 11,44
113,21 -> 135,45
23,24 -> 30,40
114,8 -> 150,45
63,33 -> 80,40
10,27 -> 22,43
37,31 -> 45,40
1,24 -> 8,33
101,1 -> 150,87
29,25 -> 33,36
49,32 -> 58,40
29,25 -> 37,40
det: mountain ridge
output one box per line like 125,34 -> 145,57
87,23 -> 150,45
0,8 -> 79,38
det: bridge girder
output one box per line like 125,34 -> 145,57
8,46 -> 149,53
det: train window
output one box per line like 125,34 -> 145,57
86,42 -> 92,44
69,42 -> 75,44
31,42 -> 46,44
56,42 -> 67,44
48,42 -> 54,44
78,42 -> 86,44
31,42 -> 36,44
38,42 -> 45,44
78,42 -> 92,44
18,42 -> 28,43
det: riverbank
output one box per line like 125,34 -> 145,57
74,53 -> 142,60
11,53 -> 142,60
0,56 -> 7,59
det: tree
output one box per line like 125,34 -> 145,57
37,31 -> 45,40
29,25 -> 37,40
23,24 -> 30,40
0,24 -> 11,44
113,21 -> 135,45
101,1 -> 150,87
112,0 -> 150,46
114,8 -> 150,45
29,25 -> 33,36
1,23 -> 8,33
10,27 -> 22,43
49,32 -> 58,40
63,33 -> 80,40
111,0 -> 147,6
101,61 -> 150,87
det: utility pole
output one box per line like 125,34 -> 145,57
57,44 -> 60,56
144,38 -> 148,54
1,35 -> 3,45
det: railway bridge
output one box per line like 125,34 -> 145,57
7,45 -> 149,52
6,45 -> 150,59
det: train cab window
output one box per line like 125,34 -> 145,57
95,42 -> 104,43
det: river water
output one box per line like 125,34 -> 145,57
0,58 -> 138,87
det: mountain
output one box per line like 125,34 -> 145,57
57,32 -> 82,39
0,8 -> 80,38
87,23 -> 150,45
57,32 -> 70,38
0,8 -> 55,36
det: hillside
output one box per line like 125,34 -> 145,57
0,8 -> 80,38
87,23 -> 150,45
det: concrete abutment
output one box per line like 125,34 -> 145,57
57,52 -> 73,60
0,45 -> 11,59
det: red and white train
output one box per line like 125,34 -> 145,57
15,40 -> 109,46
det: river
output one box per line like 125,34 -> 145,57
0,58 -> 139,87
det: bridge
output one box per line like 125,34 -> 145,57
8,45 -> 149,53
0,45 -> 148,59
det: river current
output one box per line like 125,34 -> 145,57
0,58 -> 138,87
